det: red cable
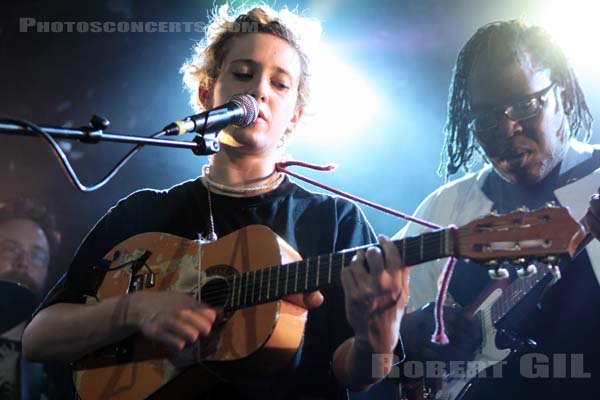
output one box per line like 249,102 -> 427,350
276,160 -> 454,346
276,161 -> 442,229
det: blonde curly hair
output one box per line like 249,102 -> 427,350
181,3 -> 321,113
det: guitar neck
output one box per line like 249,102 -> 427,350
221,228 -> 454,311
489,263 -> 552,325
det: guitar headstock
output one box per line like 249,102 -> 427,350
455,205 -> 585,266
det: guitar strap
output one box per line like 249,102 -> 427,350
555,148 -> 600,188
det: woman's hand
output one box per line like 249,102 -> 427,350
128,291 -> 221,353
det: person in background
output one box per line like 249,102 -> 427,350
0,198 -> 71,399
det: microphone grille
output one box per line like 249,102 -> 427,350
231,94 -> 259,127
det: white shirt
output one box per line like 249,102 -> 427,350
394,139 -> 600,311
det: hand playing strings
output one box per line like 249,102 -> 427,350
127,291 -> 221,353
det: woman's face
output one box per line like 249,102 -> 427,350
207,33 -> 303,155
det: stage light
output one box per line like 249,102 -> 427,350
294,45 -> 380,147
538,0 -> 600,79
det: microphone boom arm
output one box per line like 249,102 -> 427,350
0,121 -> 219,154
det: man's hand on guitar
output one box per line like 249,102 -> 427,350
128,291 -> 221,353
401,303 -> 482,363
583,188 -> 600,240
342,235 -> 410,354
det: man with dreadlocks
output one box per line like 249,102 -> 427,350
394,20 -> 600,399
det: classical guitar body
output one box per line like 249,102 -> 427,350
71,207 -> 583,399
74,225 -> 308,400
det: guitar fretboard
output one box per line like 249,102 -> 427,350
219,228 -> 453,311
490,263 -> 553,325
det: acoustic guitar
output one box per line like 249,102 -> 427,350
72,206 -> 584,400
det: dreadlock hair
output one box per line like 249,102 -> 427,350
440,20 -> 593,180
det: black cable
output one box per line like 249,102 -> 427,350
0,117 -> 165,192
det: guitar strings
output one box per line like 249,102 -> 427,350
196,234 -> 447,304
200,222 -> 548,306
197,234 -> 448,308
197,235 -> 446,301
198,224 -> 560,313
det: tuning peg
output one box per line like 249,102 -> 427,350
517,206 -> 530,213
548,264 -> 562,280
488,267 -> 510,280
517,264 -> 538,279
484,259 -> 498,267
489,209 -> 500,217
545,201 -> 559,209
541,255 -> 558,264
512,257 -> 527,266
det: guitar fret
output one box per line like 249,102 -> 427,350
419,235 -> 424,261
405,237 -> 413,264
259,269 -> 264,302
316,256 -> 320,287
285,265 -> 289,294
275,267 -> 280,297
231,274 -> 237,308
328,254 -> 333,284
439,231 -> 445,258
402,238 -> 406,261
304,259 -> 309,290
267,267 -> 272,300
251,270 -> 256,303
243,271 -> 248,306
294,261 -> 299,292
237,272 -> 243,307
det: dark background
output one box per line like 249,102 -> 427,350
1,0 -> 598,285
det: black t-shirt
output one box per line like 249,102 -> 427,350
40,177 -> 377,400
449,159 -> 600,399
0,337 -> 71,400
0,338 -> 21,400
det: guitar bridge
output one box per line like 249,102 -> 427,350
129,272 -> 156,292
126,250 -> 155,292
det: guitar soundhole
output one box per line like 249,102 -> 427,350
199,277 -> 230,308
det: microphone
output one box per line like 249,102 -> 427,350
162,94 -> 259,136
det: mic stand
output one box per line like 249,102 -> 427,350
0,115 -> 220,155
0,115 -> 221,192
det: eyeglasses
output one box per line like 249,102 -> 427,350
0,240 -> 49,268
469,82 -> 556,133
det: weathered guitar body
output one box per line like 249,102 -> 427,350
74,225 -> 307,400
72,207 -> 583,399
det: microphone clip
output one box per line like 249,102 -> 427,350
192,134 -> 220,156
